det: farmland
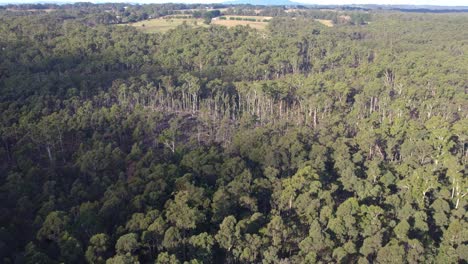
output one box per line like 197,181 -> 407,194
125,15 -> 272,32
315,19 -> 334,27
124,18 -> 206,33
212,15 -> 271,30
173,8 -> 229,13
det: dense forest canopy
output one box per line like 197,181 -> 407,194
0,3 -> 467,264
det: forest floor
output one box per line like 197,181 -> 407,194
125,18 -> 207,33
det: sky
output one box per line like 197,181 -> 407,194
0,0 -> 466,6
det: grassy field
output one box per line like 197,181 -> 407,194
173,8 -> 229,13
124,15 -> 328,33
125,18 -> 206,33
218,15 -> 272,21
211,16 -> 272,30
124,16 -> 271,33
212,20 -> 269,30
315,19 -> 334,27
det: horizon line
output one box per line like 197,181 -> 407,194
1,1 -> 468,7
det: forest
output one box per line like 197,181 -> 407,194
0,3 -> 467,264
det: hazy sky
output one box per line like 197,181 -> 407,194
0,0 -> 466,6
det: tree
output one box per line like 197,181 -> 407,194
115,233 -> 139,255
162,226 -> 181,253
165,187 -> 206,231
327,198 -> 360,243
215,216 -> 237,254
106,255 -> 139,264
299,220 -> 334,261
188,232 -> 214,262
155,252 -> 180,264
59,232 -> 84,263
376,240 -> 405,264
158,117 -> 182,153
37,211 -> 70,242
276,166 -> 322,221
86,234 -> 110,264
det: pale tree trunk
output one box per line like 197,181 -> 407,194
46,144 -> 53,163
313,107 -> 317,129
454,181 -> 467,209
164,140 -> 175,153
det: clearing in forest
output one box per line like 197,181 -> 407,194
211,15 -> 272,30
125,18 -> 206,33
173,8 -> 229,13
315,19 -> 334,27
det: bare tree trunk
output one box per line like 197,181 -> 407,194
46,144 -> 53,163
313,108 -> 317,128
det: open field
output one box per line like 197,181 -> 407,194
212,20 -> 269,30
118,15 -> 331,33
211,16 -> 271,30
173,8 -> 229,13
125,15 -> 272,33
124,18 -> 206,33
315,19 -> 334,27
219,15 -> 273,21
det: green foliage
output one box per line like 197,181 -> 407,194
0,4 -> 467,264
86,234 -> 110,264
115,233 -> 139,255
36,211 -> 70,242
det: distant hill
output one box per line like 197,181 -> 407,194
224,0 -> 301,6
